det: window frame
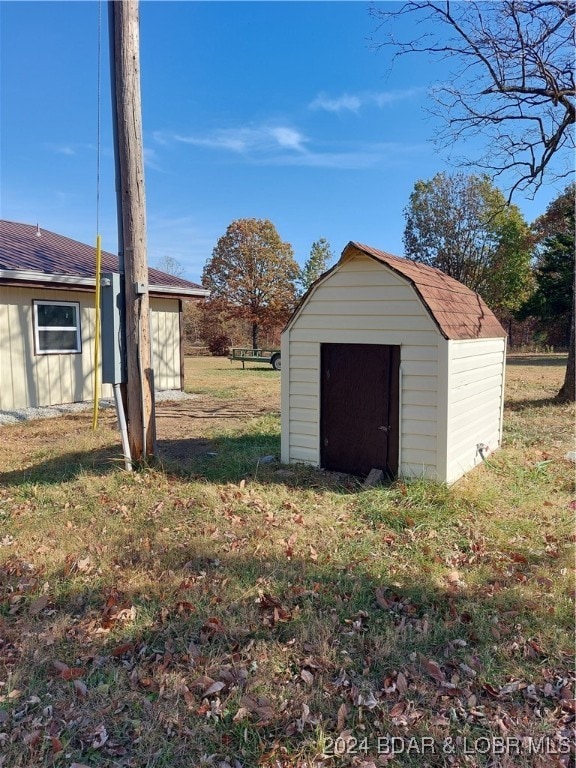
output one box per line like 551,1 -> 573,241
33,300 -> 82,355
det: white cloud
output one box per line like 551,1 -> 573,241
269,126 -> 306,151
152,122 -> 427,171
309,89 -> 423,113
143,147 -> 165,172
265,141 -> 428,170
46,143 -> 77,156
308,93 -> 363,113
159,124 -> 308,155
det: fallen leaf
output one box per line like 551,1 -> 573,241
389,701 -> 406,717
233,706 -> 250,722
447,570 -> 461,583
110,642 -> 134,657
241,695 -> 274,722
91,724 -> 108,749
396,671 -> 408,694
60,667 -> 85,681
73,679 -> 88,697
203,681 -> 226,697
176,601 -> 195,614
423,658 -> 445,684
337,702 -> 347,731
284,532 -> 297,559
508,552 -> 528,563
431,714 -> 451,726
300,669 -> 313,685
500,680 -> 527,695
356,691 -> 379,709
200,616 -> 225,642
29,594 -> 49,615
375,587 -> 393,610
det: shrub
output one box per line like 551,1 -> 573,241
208,333 -> 231,356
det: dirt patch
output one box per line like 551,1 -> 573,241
154,394 -> 279,465
0,392 -> 279,479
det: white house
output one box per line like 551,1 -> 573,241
0,220 -> 208,410
281,242 -> 507,485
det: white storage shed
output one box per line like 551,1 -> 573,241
281,242 -> 507,484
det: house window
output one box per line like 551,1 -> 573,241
33,301 -> 81,354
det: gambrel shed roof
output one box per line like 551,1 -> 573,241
340,242 -> 506,340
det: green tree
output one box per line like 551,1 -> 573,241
403,172 -> 533,314
299,238 -> 335,295
519,184 -> 575,401
202,218 -> 299,350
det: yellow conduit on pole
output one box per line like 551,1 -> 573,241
92,234 -> 102,430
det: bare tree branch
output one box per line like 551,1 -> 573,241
370,0 -> 575,199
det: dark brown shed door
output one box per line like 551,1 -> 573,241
320,343 -> 400,477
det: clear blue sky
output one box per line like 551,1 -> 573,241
0,1 -> 568,284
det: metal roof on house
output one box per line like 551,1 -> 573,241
0,220 -> 208,298
344,242 -> 506,341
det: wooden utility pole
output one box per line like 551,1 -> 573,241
109,0 -> 155,460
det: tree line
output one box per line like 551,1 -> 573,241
178,175 -> 572,369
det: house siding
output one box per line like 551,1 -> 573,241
281,255 -> 442,479
445,337 -> 506,484
150,297 -> 181,391
0,285 -> 182,410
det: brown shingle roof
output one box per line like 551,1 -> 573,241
0,220 -> 207,297
344,242 -> 506,340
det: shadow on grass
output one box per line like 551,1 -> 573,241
506,354 -> 568,367
0,431 -> 361,494
225,365 -> 280,372
0,444 -> 125,487
506,396 -> 566,411
156,431 -> 362,493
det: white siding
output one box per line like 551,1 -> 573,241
0,286 -> 182,410
445,337 -> 506,484
281,255 -> 441,478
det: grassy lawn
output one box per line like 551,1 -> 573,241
0,355 -> 574,767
